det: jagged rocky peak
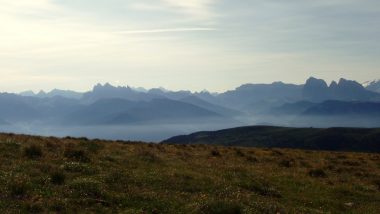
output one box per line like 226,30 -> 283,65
365,79 -> 380,93
302,77 -> 330,102
304,77 -> 328,89
337,78 -> 364,89
272,81 -> 285,85
148,88 -> 165,94
19,90 -> 36,96
37,90 -> 47,96
93,83 -> 120,91
329,81 -> 338,89
365,79 -> 380,86
103,82 -> 113,88
93,83 -> 104,90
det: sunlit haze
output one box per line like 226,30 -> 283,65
1,0 -> 379,93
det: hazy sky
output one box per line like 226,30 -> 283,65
0,0 -> 379,92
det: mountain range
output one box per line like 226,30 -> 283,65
62,98 -> 228,125
0,77 -> 378,141
20,89 -> 83,99
303,78 -> 380,102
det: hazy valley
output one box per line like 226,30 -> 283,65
0,77 -> 378,142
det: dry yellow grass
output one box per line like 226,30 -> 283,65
0,133 -> 379,213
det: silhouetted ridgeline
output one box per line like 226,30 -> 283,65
162,126 -> 380,152
4,76 -> 380,141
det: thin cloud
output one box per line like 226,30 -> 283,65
162,0 -> 217,20
130,0 -> 219,21
117,27 -> 216,35
0,0 -> 379,92
0,0 -> 59,16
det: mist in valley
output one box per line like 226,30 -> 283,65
0,77 -> 379,141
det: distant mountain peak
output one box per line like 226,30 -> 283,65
363,79 -> 380,87
365,79 -> 380,93
93,83 -> 104,90
303,77 -> 329,102
131,87 -> 148,92
19,90 -> 36,96
235,81 -> 300,92
340,78 -> 359,83
104,82 -> 113,88
330,81 -> 338,88
93,83 -> 132,92
37,90 -> 47,95
148,87 -> 168,93
302,77 -> 379,102
305,77 -> 328,88
338,78 -> 347,82
19,88 -> 83,99
336,78 -> 364,90
272,81 -> 285,85
51,89 -> 60,93
199,89 -> 213,94
94,83 -> 113,89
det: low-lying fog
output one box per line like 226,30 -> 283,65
1,114 -> 378,142
0,121 -> 245,142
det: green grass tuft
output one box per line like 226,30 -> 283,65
0,133 -> 378,213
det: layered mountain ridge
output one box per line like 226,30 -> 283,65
0,77 -> 377,141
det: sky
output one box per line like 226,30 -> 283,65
0,0 -> 379,93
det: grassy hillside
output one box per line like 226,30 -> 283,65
0,133 -> 379,213
163,126 -> 380,152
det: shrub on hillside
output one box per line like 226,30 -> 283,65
279,159 -> 296,168
211,149 -> 221,157
23,145 -> 43,159
63,162 -> 97,175
69,178 -> 102,198
234,149 -> 245,157
201,201 -> 242,214
138,150 -> 160,162
246,156 -> 258,163
374,179 -> 380,191
50,171 -> 66,185
8,178 -> 30,198
239,180 -> 281,198
64,148 -> 90,162
309,169 -> 327,178
79,141 -> 104,154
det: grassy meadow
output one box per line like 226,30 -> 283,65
0,133 -> 379,213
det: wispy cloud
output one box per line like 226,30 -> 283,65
0,0 -> 379,92
0,0 -> 59,17
130,0 -> 219,21
117,27 -> 216,35
162,0 -> 218,20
